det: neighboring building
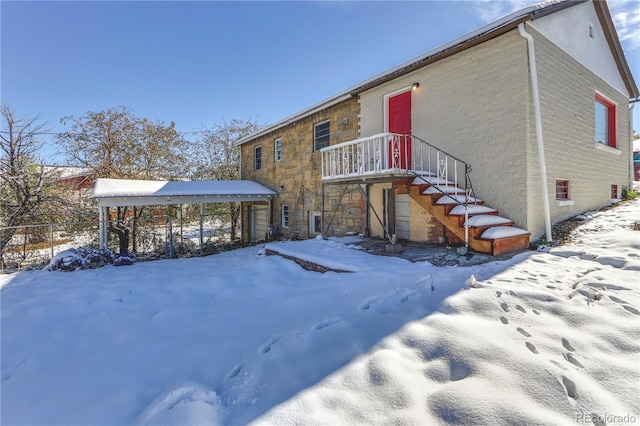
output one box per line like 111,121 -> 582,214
634,138 -> 640,181
237,0 -> 638,255
45,166 -> 94,207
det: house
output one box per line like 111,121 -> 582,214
236,0 -> 638,255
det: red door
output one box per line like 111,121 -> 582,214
388,91 -> 412,169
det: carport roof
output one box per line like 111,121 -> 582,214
92,178 -> 277,207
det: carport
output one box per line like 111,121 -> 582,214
92,178 -> 277,250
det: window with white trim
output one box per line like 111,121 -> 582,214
274,138 -> 282,161
281,205 -> 289,228
595,93 -> 616,148
254,146 -> 262,170
313,121 -> 330,151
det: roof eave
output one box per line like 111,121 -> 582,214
349,16 -> 532,96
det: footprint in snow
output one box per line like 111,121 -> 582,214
562,338 -> 575,352
2,356 -> 29,381
563,352 -> 584,369
499,316 -> 509,324
532,309 -> 541,316
549,360 -> 568,371
259,335 -> 280,354
515,305 -> 527,313
516,327 -> 531,337
359,296 -> 381,310
312,317 -> 343,331
608,295 -> 628,304
224,362 -> 245,380
561,376 -> 578,399
526,342 -> 539,354
495,290 -> 502,298
500,302 -> 509,313
622,305 -> 640,315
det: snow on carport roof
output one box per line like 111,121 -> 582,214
92,178 -> 277,207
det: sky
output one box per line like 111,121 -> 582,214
2,0 -> 639,164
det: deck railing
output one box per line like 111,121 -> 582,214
320,132 -> 476,247
321,133 -> 471,188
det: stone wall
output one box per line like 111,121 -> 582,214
239,97 -> 362,240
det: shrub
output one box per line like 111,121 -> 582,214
622,186 -> 639,200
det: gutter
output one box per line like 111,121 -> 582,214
518,22 -> 553,243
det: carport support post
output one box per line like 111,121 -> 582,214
98,205 -> 107,250
199,203 -> 204,255
180,204 -> 184,247
321,182 -> 325,237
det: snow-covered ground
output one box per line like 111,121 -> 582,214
1,199 -> 639,425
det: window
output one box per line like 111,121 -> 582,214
254,146 -> 262,170
309,211 -> 322,234
595,93 -> 616,148
313,121 -> 330,151
556,180 -> 569,200
274,138 -> 282,161
281,205 -> 289,228
611,184 -> 618,199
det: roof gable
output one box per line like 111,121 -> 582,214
533,0 -> 637,97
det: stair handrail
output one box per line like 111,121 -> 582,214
408,134 -> 478,249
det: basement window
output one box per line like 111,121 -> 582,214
555,179 -> 573,206
281,205 -> 289,228
556,180 -> 569,200
611,184 -> 618,200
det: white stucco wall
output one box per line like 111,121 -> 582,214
532,0 -> 629,97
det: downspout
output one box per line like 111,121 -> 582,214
518,22 -> 553,242
630,102 -> 636,185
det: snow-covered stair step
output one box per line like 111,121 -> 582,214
410,176 -> 454,186
465,215 -> 513,227
422,185 -> 464,195
449,205 -> 497,216
436,195 -> 481,205
480,226 -> 531,256
481,226 -> 529,239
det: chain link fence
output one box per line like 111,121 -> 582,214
1,215 -> 236,273
1,219 -> 164,272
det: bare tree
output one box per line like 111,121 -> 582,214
0,104 -> 58,257
190,118 -> 261,241
57,106 -> 188,253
